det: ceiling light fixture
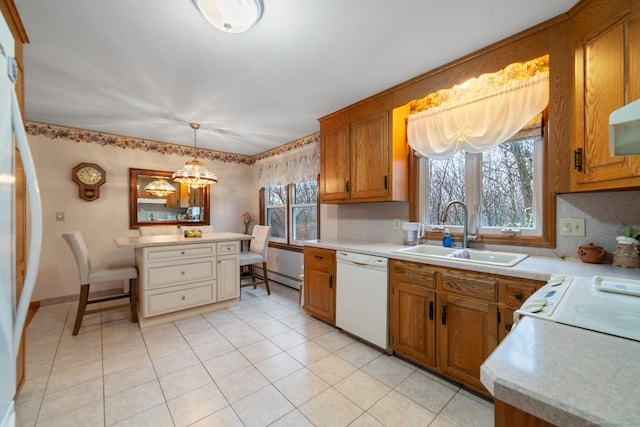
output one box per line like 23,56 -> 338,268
193,0 -> 263,33
144,178 -> 176,197
173,123 -> 218,190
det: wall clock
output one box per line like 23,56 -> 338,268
72,162 -> 106,201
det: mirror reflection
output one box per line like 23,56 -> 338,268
129,168 -> 210,229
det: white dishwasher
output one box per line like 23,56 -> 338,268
336,250 -> 389,349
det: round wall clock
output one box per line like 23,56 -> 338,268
72,163 -> 106,201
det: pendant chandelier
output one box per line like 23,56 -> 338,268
173,122 -> 218,189
144,178 -> 176,197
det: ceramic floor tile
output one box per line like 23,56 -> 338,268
159,363 -> 213,401
268,409 -> 314,427
285,341 -> 331,366
167,382 -> 229,427
241,311 -> 276,328
254,352 -> 303,383
367,390 -> 436,427
299,388 -> 363,427
50,345 -> 102,373
335,340 -> 384,368
395,371 -> 458,414
44,359 -> 103,394
110,403 -> 174,427
438,392 -> 494,427
253,320 -> 291,338
36,398 -> 103,427
104,379 -> 165,425
312,330 -> 355,352
152,347 -> 201,378
102,345 -> 151,377
174,315 -> 214,335
350,412 -> 386,427
191,336 -> 236,362
190,405 -> 244,427
269,329 -> 309,350
361,355 -> 415,388
334,370 -> 391,410
232,385 -> 294,427
144,335 -> 191,360
222,327 -> 265,348
38,378 -> 103,422
104,360 -> 157,397
428,416 -> 457,427
307,354 -> 358,385
294,320 -> 335,339
273,368 -> 330,407
182,326 -> 224,348
15,395 -> 42,427
239,339 -> 283,364
102,336 -> 147,361
278,313 -> 312,328
202,350 -> 251,380
215,366 -> 270,403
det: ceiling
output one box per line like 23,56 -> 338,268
15,0 -> 579,157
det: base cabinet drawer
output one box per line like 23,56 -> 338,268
145,281 -> 216,316
143,243 -> 215,262
146,259 -> 216,289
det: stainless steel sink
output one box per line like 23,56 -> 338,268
392,245 -> 528,267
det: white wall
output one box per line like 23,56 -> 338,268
29,133 -> 258,302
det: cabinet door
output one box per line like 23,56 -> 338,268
390,281 -> 437,368
320,123 -> 350,201
350,111 -> 390,200
303,249 -> 336,324
438,293 -> 498,391
217,254 -> 239,301
572,3 -> 640,189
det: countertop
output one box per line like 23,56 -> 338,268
114,232 -> 251,248
481,317 -> 640,425
304,238 -> 640,425
304,238 -> 640,282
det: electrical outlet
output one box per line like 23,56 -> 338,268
559,218 -> 585,237
55,212 -> 65,221
393,218 -> 402,230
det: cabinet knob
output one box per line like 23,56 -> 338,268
515,292 -> 523,300
181,251 -> 185,255
505,324 -> 512,331
181,295 -> 186,301
181,271 -> 186,275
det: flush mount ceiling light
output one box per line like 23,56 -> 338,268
144,178 -> 176,197
193,0 -> 263,33
173,123 -> 218,190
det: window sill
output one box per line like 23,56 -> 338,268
268,242 -> 304,253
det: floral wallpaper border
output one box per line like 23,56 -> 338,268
25,121 -> 320,166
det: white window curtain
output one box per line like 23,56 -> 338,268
255,141 -> 320,188
407,71 -> 549,160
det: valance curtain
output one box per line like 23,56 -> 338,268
407,63 -> 549,160
255,141 -> 320,188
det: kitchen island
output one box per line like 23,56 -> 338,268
115,232 -> 251,327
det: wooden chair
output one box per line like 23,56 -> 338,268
138,225 -> 178,236
62,232 -> 138,335
239,225 -> 271,295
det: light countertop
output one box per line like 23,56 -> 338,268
481,317 -> 640,425
114,232 -> 251,248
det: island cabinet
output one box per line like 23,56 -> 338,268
570,0 -> 640,191
389,259 -> 544,395
303,247 -> 336,324
216,241 -> 240,301
319,93 -> 409,203
389,260 -> 437,368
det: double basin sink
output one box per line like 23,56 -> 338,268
392,245 -> 528,267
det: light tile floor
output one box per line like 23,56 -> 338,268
16,282 -> 494,426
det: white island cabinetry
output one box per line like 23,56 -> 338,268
216,241 -> 240,301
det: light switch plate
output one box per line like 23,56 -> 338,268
559,218 -> 585,236
393,218 -> 402,230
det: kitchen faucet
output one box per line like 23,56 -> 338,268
440,200 -> 477,248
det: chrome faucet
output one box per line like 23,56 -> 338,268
440,200 -> 477,248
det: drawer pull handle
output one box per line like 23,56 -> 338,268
441,305 -> 447,325
428,301 -> 433,321
515,292 -> 523,300
314,255 -> 323,260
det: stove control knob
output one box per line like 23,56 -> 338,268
528,298 -> 548,306
523,302 -> 545,313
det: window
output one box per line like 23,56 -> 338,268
422,134 -> 543,237
264,180 -> 318,245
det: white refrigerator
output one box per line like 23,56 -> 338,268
1,13 -> 42,427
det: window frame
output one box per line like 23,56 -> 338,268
261,178 -> 320,250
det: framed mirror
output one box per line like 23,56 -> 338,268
129,168 -> 210,229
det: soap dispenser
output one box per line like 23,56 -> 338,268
443,228 -> 452,247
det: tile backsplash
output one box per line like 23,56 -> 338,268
334,190 -> 640,261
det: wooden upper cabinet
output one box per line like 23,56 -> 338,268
570,0 -> 640,190
319,94 -> 408,203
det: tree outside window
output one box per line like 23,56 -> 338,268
265,180 -> 318,245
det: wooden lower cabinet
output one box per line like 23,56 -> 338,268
303,247 -> 336,324
389,260 -> 437,368
437,293 -> 498,391
495,399 -> 555,427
